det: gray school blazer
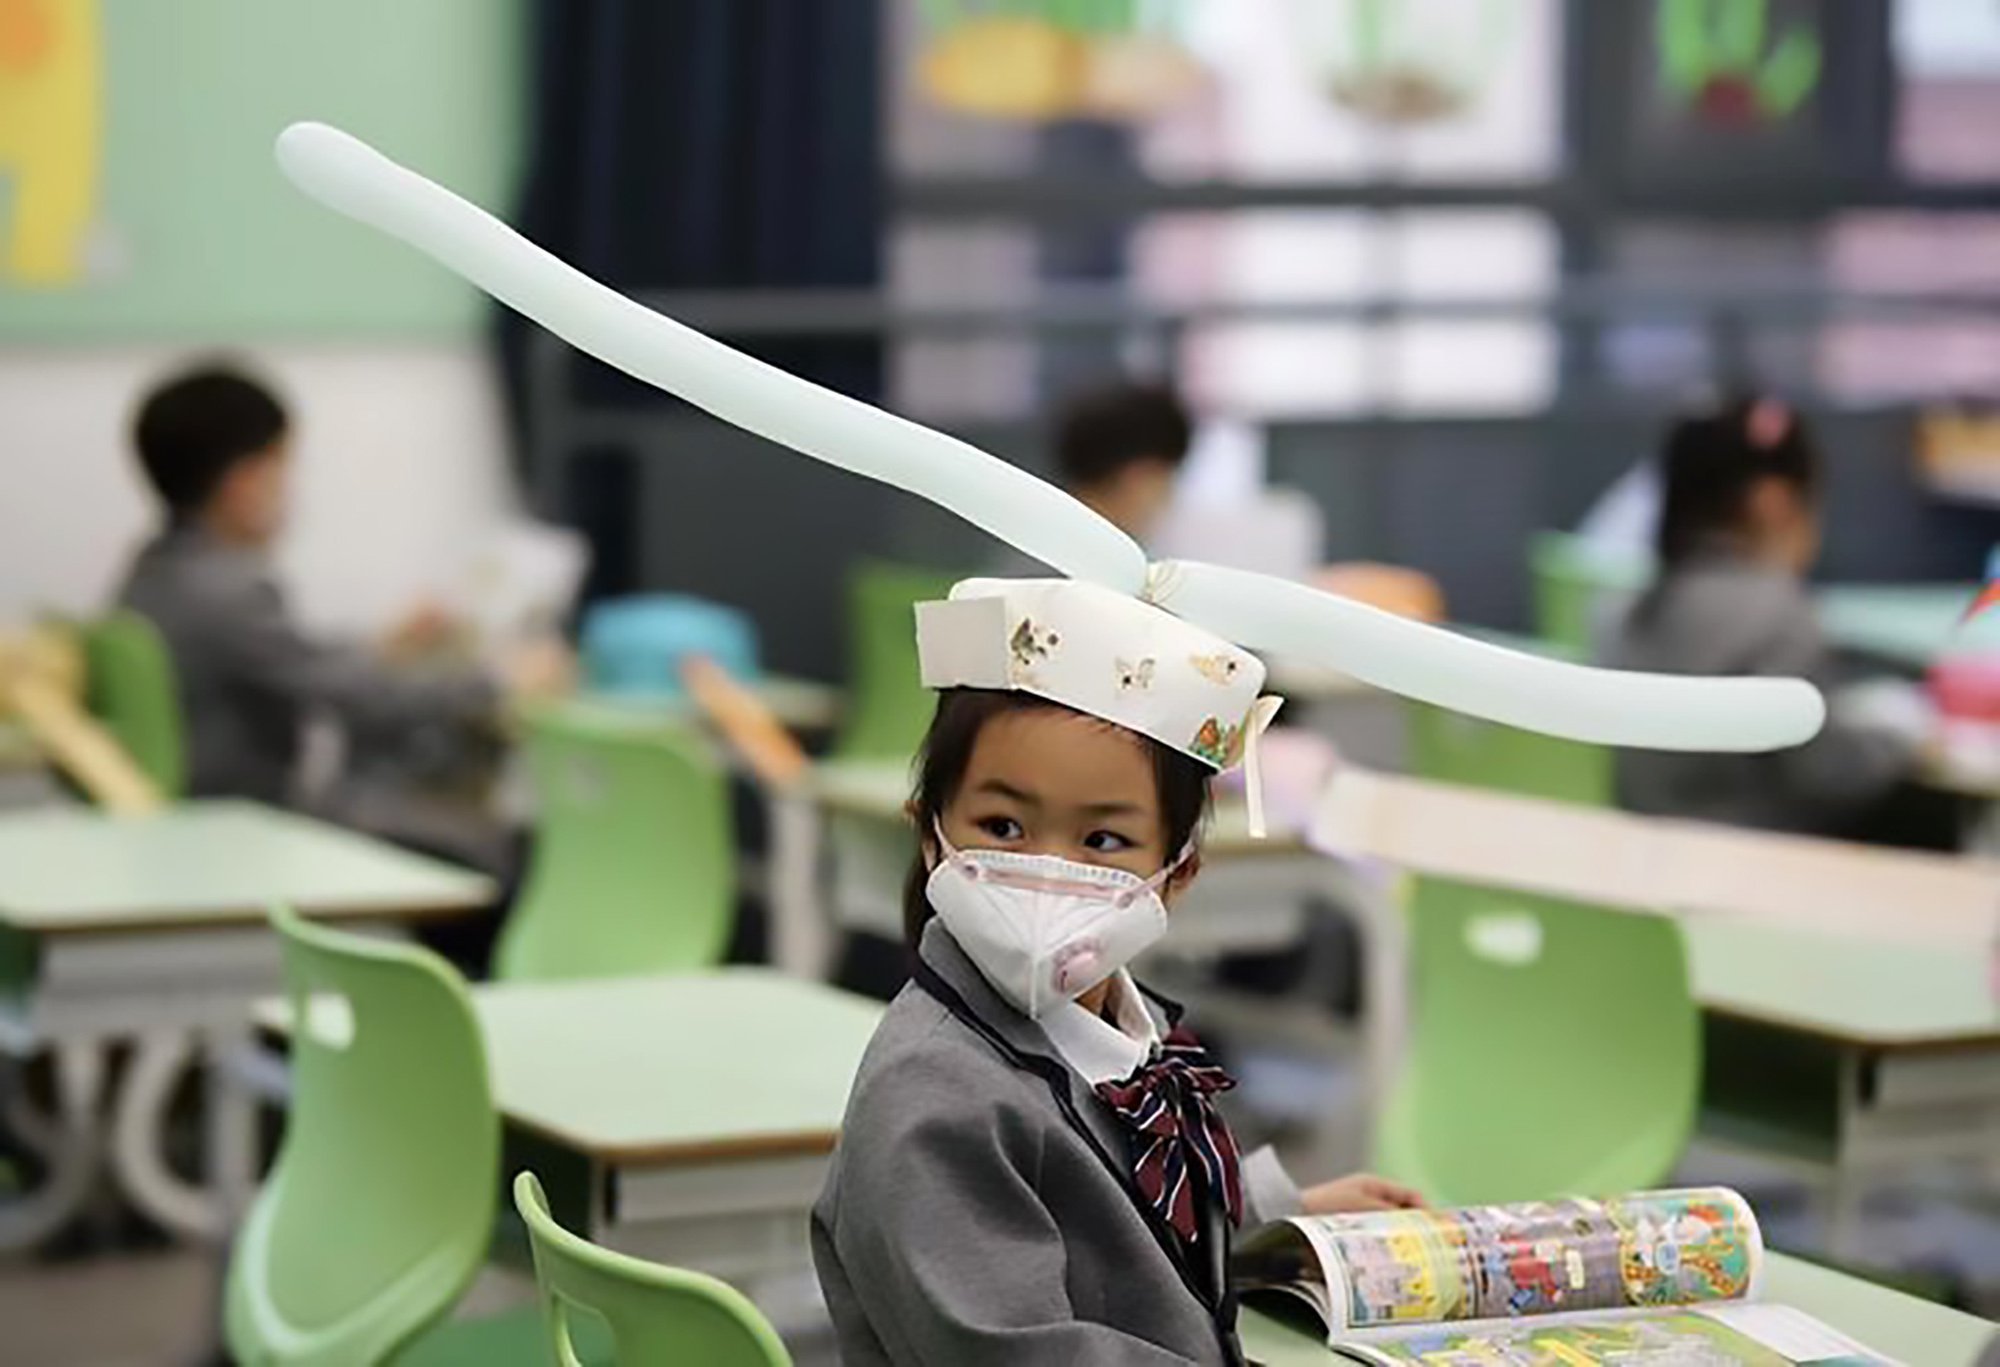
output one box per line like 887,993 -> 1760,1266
812,921 -> 1303,1366
117,524 -> 496,805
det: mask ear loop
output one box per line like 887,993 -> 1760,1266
1238,695 -> 1286,840
930,821 -> 981,880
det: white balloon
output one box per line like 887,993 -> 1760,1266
276,121 -> 1826,758
273,122 -> 1147,594
1151,560 -> 1825,752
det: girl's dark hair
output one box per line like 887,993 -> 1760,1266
1653,393 -> 1821,569
901,689 -> 1214,949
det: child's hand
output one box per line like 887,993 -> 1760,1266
1300,1173 -> 1425,1215
382,602 -> 459,660
502,637 -> 577,702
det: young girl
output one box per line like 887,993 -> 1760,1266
811,579 -> 1419,1366
278,125 -> 1828,1364
1610,397 -> 1952,846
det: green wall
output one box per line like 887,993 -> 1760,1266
0,0 -> 523,342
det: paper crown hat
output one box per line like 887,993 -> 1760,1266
272,123 -> 1826,775
918,577 -> 1272,771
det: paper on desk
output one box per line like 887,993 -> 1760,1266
451,522 -> 588,658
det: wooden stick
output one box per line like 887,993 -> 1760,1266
680,655 -> 811,790
0,628 -> 163,815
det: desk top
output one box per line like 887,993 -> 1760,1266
0,722 -> 40,772
810,759 -> 1310,858
473,968 -> 882,1164
1818,583 -> 1976,672
1238,1252 -> 1996,1364
566,675 -> 841,732
0,800 -> 494,935
1686,917 -> 2000,1051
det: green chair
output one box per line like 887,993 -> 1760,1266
228,907 -> 539,1365
514,1171 -> 792,1367
1373,878 -> 1700,1205
1529,531 -> 1652,656
832,561 -> 961,762
1406,702 -> 1613,808
82,610 -> 186,799
496,709 -> 735,982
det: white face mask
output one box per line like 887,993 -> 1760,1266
925,824 -> 1189,1019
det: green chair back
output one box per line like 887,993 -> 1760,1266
228,908 -> 497,1366
1374,877 -> 1699,1205
1529,531 -> 1652,656
496,709 -> 735,982
514,1171 -> 792,1367
1406,702 -> 1613,808
832,562 -> 960,762
83,610 -> 186,799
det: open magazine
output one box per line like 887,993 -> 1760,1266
1233,1187 -> 1897,1365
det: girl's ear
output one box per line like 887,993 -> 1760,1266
1163,852 -> 1202,905
911,802 -> 941,870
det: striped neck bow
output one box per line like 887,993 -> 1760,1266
1093,1026 -> 1244,1244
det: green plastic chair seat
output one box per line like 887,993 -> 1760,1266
1529,531 -> 1653,656
228,909 -> 503,1366
497,709 -> 735,982
515,1171 -> 791,1366
397,1304 -> 611,1366
832,562 -> 961,763
83,610 -> 187,799
1374,877 -> 1700,1205
1406,702 -> 1613,808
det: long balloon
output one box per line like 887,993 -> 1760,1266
1153,561 -> 1825,751
276,121 -> 1825,756
274,122 -> 1147,595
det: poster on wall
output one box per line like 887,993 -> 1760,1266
0,0 -> 107,289
1585,0 -> 1878,198
0,0 -> 523,341
1895,0 -> 2000,181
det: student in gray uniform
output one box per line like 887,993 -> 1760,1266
813,580 -> 1419,1367
1607,397 -> 1955,847
116,364 -> 570,966
117,364 -> 529,808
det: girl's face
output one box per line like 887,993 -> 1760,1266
938,706 -> 1176,888
1745,475 -> 1820,575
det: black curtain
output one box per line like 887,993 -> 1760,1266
498,0 -> 883,600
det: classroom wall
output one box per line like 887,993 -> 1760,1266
0,346 -> 515,634
0,0 -> 525,631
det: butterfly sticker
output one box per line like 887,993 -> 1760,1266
1116,657 -> 1156,693
1189,652 -> 1243,686
1010,619 -> 1061,668
1189,717 -> 1242,767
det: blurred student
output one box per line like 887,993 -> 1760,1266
119,363 -> 568,807
995,380 -> 1192,574
1608,397 -> 1955,848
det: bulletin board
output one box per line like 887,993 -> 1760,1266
0,0 -> 523,342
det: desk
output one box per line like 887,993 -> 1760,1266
1819,583 -> 1977,672
1688,917 -> 2000,1250
772,759 -> 1367,980
472,970 -> 878,1279
564,675 -> 842,734
0,800 -> 492,1247
1239,1253 -> 1998,1365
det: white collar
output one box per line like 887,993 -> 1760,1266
1040,970 -> 1161,1085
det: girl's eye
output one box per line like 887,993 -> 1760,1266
977,815 -> 1025,841
1083,829 -> 1135,854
